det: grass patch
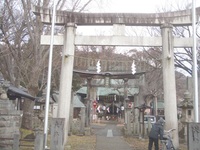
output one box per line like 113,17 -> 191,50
65,135 -> 96,150
19,128 -> 34,150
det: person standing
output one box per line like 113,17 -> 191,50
148,118 -> 165,150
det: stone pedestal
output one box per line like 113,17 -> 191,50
0,100 -> 22,150
84,127 -> 91,136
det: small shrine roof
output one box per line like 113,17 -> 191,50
7,86 -> 35,101
73,95 -> 85,108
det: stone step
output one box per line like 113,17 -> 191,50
0,109 -> 23,115
0,120 -> 21,128
0,100 -> 15,109
0,100 -> 14,103
0,140 -> 13,145
0,139 -> 14,150
0,105 -> 15,110
0,127 -> 20,135
0,145 -> 13,150
0,133 -> 19,139
0,116 -> 22,126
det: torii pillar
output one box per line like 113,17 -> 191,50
57,23 -> 76,146
161,23 -> 179,149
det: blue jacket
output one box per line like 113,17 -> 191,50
149,120 -> 164,140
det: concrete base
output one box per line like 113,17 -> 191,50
84,127 -> 91,136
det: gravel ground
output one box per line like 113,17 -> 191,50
66,134 -> 187,150
65,122 -> 187,150
124,136 -> 187,150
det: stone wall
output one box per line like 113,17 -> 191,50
0,100 -> 22,149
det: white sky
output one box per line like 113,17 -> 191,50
89,0 -> 200,13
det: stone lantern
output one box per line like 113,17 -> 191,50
178,90 -> 194,142
134,103 -> 151,138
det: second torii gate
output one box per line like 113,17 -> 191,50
32,5 -> 200,149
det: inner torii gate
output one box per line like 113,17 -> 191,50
33,5 -> 200,149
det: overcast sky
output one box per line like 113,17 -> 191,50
89,0 -> 200,13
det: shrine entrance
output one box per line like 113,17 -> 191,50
33,5 -> 200,149
96,94 -> 125,121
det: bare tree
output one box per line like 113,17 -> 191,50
126,46 -> 187,105
0,0 -> 95,129
124,2 -> 199,104
149,2 -> 200,76
127,48 -> 163,98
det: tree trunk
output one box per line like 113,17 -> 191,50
21,99 -> 35,129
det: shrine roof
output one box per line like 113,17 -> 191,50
76,86 -> 139,96
73,69 -> 145,79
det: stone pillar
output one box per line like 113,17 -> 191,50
52,103 -> 58,118
0,100 -> 22,150
125,106 -> 132,135
124,78 -> 129,124
90,87 -> 97,122
80,107 -> 86,134
57,23 -> 76,146
85,77 -> 92,127
161,24 -> 179,149
13,134 -> 20,150
133,95 -> 140,135
34,130 -> 43,150
50,118 -> 65,150
113,24 -> 125,36
69,93 -> 74,135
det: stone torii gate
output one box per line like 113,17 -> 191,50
32,5 -> 200,149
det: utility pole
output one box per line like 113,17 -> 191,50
43,1 -> 57,149
192,0 -> 199,122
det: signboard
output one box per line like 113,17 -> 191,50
187,122 -> 200,150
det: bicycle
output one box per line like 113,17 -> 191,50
160,128 -> 176,150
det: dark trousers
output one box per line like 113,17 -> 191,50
148,137 -> 159,150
